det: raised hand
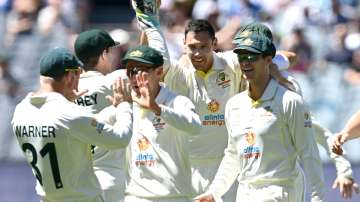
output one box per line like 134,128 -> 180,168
331,132 -> 349,155
131,0 -> 161,29
332,176 -> 360,199
131,71 -> 161,115
106,76 -> 132,107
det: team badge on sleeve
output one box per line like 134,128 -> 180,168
304,112 -> 312,128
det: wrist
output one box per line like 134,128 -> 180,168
151,103 -> 161,116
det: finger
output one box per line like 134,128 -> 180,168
340,134 -> 347,144
135,74 -> 142,88
353,183 -> 359,193
115,77 -> 122,94
119,77 -> 126,94
340,182 -> 344,198
342,183 -> 350,199
73,89 -> 89,98
332,179 -> 339,189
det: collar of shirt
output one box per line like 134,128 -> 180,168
28,91 -> 68,106
80,70 -> 103,79
247,79 -> 278,107
189,52 -> 225,79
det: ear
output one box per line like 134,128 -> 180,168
265,55 -> 273,64
155,66 -> 163,77
212,37 -> 218,47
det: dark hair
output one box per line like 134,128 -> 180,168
80,47 -> 111,71
185,19 -> 215,40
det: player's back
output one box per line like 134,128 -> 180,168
12,92 -> 103,202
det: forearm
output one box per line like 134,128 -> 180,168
342,111 -> 360,140
159,104 -> 201,134
312,120 -> 353,179
82,102 -> 133,149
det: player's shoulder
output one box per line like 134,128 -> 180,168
276,84 -> 304,109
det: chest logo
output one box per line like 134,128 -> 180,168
137,135 -> 150,151
245,131 -> 256,145
216,71 -> 231,88
207,99 -> 220,113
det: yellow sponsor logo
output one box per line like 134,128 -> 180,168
207,100 -> 220,113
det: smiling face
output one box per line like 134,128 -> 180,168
237,51 -> 272,83
183,31 -> 216,72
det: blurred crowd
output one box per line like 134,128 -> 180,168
1,0 -> 360,162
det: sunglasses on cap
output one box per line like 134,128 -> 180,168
65,67 -> 81,73
237,53 -> 261,63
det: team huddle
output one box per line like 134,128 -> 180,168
10,0 -> 360,202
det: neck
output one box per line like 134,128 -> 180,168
248,75 -> 270,101
35,77 -> 64,96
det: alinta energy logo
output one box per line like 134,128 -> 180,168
135,135 -> 156,167
203,99 -> 225,126
243,131 -> 261,159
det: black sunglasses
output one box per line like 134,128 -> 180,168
237,53 -> 261,63
126,66 -> 156,77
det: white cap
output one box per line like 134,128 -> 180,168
109,29 -> 130,45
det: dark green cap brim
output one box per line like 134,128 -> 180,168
122,57 -> 158,65
122,45 -> 164,67
233,46 -> 262,54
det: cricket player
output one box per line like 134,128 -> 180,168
11,47 -> 133,202
332,110 -> 360,154
235,22 -> 359,200
132,3 -> 295,199
194,33 -> 325,202
74,29 -> 129,202
122,45 -> 202,202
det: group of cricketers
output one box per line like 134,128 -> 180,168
10,0 -> 360,202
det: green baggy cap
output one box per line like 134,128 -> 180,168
233,34 -> 276,58
122,45 -> 164,66
233,22 -> 273,44
40,47 -> 82,78
74,29 -> 116,61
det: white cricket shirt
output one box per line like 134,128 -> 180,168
12,92 -> 132,202
125,85 -> 201,199
208,79 -> 325,201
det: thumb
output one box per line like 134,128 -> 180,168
73,89 -> 89,97
339,134 -> 347,144
106,95 -> 114,105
